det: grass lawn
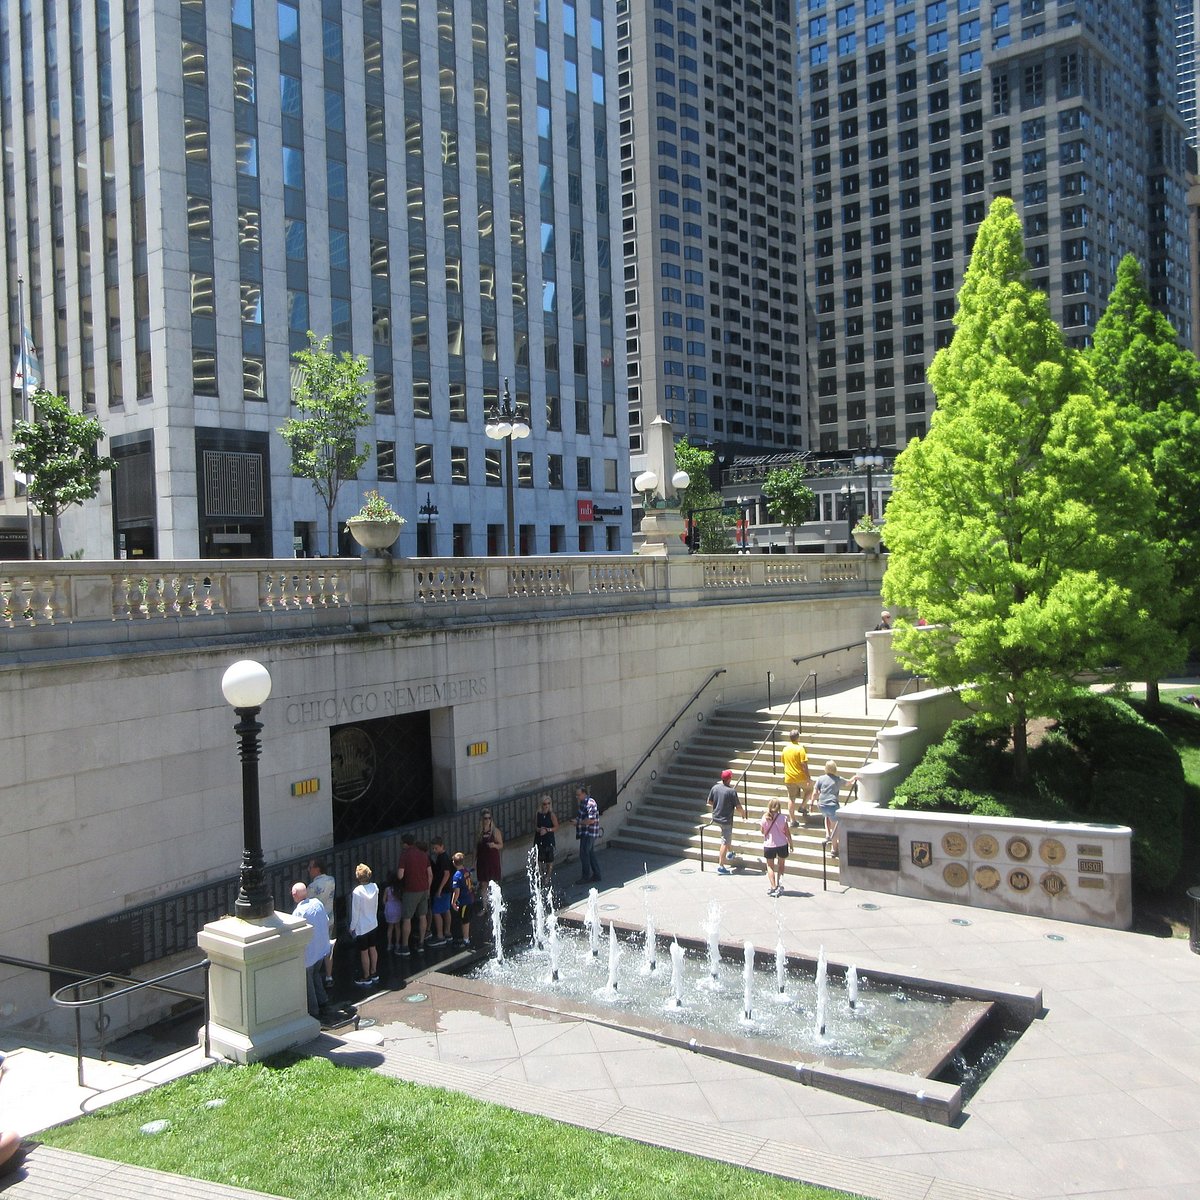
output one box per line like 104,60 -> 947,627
39,1056 -> 864,1200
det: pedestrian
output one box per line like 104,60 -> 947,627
780,730 -> 811,827
291,881 -> 330,1018
534,793 -> 559,888
810,761 -> 857,859
475,809 -> 504,912
706,768 -> 744,875
450,851 -> 475,947
574,785 -> 602,884
306,857 -> 336,987
397,832 -> 433,955
348,863 -> 379,986
428,836 -> 453,947
760,797 -> 791,897
382,869 -> 403,954
874,610 -> 892,630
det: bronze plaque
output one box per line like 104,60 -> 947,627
846,831 -> 901,871
911,840 -> 933,868
974,865 -> 1001,891
1078,878 -> 1105,889
942,832 -> 967,858
1039,838 -> 1066,866
1077,843 -> 1103,856
1078,858 -> 1104,874
1041,871 -> 1068,896
1008,868 -> 1032,891
974,833 -> 999,859
1006,836 -> 1032,862
943,862 -> 968,888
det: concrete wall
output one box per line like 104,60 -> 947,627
0,565 -> 881,1036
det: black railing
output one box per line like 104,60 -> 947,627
792,639 -> 868,714
0,952 -> 210,1089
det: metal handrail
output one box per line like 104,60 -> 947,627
793,638 -> 868,714
0,952 -> 210,1088
615,667 -> 727,800
734,682 -> 810,803
859,672 -> 927,765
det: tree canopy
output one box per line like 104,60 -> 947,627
761,464 -> 815,536
1087,254 -> 1200,698
673,441 -> 732,553
11,390 -> 116,559
279,332 -> 372,556
881,197 -> 1179,778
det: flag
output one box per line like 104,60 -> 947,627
12,328 -> 41,392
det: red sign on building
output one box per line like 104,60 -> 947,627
577,499 -> 594,522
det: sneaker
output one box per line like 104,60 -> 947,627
790,820 -> 800,830
324,977 -> 334,988
369,975 -> 380,984
462,939 -> 472,948
427,937 -> 448,948
398,947 -> 410,957
716,865 -> 732,876
355,978 -> 372,987
453,938 -> 465,947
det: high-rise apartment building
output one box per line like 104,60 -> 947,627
0,0 -> 627,560
615,0 -> 806,465
796,0 -> 1190,455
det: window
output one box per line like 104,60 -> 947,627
415,444 -> 434,482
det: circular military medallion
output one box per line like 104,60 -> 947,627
974,865 -> 1001,891
330,725 -> 376,803
1006,836 -> 1032,862
973,834 -> 999,859
1008,869 -> 1032,892
942,832 -> 967,858
943,862 -> 968,888
1041,871 -> 1068,897
1039,838 -> 1066,866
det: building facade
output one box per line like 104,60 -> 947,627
615,0 -> 806,473
0,0 -> 629,560
796,0 -> 1191,455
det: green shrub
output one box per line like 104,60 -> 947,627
890,720 -> 1013,815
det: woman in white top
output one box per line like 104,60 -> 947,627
349,863 -> 380,985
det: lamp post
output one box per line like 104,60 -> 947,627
418,491 -> 438,554
485,377 -> 530,556
853,442 -> 886,520
221,659 -> 274,920
736,495 -> 753,552
841,484 -> 858,550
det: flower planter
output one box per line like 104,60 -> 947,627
347,519 -> 402,551
852,529 -> 883,553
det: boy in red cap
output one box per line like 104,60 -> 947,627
706,768 -> 743,874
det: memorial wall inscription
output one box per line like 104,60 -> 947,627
284,673 -> 490,727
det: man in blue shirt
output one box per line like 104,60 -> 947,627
292,881 -> 331,1019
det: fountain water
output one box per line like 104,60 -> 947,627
742,941 -> 755,1023
775,940 -> 787,998
584,889 -> 600,957
548,916 -> 561,983
644,911 -> 657,974
488,880 -> 506,963
815,945 -> 828,1037
604,921 -> 620,995
703,900 -> 722,985
847,964 -> 859,1010
527,848 -> 548,951
668,940 -> 685,1009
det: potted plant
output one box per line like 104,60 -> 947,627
851,512 -> 884,552
345,489 -> 406,552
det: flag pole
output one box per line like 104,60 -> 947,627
15,274 -> 34,559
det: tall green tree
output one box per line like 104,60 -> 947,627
881,197 -> 1178,780
280,332 -> 372,556
761,464 -> 815,544
11,390 -> 117,559
673,441 -> 732,553
1087,255 -> 1200,704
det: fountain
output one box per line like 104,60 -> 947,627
527,848 -> 548,951
603,921 -> 623,997
847,964 -> 859,1010
488,880 -> 506,962
775,939 -> 787,999
584,889 -> 600,957
643,912 -> 657,974
548,917 -> 561,983
815,945 -> 828,1038
668,940 -> 685,1009
741,941 -> 754,1023
703,900 -> 722,985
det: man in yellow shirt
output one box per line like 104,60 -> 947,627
781,730 -> 811,828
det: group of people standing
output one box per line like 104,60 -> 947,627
706,731 -> 855,897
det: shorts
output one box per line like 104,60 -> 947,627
401,891 -> 429,921
431,893 -> 451,916
764,845 -> 789,860
354,931 -> 375,952
536,837 -> 556,863
713,819 -> 733,844
818,800 -> 839,818
326,915 -> 337,939
454,903 -> 473,922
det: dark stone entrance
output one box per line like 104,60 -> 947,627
330,711 -> 434,843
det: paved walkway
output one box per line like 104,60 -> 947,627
4,679 -> 1200,1199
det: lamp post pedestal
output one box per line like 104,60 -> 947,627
636,509 -> 689,556
198,910 -> 318,1063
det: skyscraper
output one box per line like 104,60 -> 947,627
0,0 -> 628,559
615,0 -> 806,467
796,0 -> 1190,455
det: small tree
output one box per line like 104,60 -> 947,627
11,390 -> 116,559
279,332 -> 372,556
761,464 -> 815,543
673,441 -> 733,552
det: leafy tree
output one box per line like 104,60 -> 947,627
11,390 -> 117,559
881,197 -> 1178,780
673,441 -> 733,553
760,464 -> 815,543
279,332 -> 372,556
1087,255 -> 1200,704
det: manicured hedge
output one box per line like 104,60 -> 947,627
888,694 -> 1184,890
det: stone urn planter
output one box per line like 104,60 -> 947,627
347,518 -> 403,551
852,528 -> 882,552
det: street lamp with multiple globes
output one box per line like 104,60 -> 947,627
853,443 -> 886,519
840,483 -> 859,549
484,377 -> 531,556
220,659 -> 274,920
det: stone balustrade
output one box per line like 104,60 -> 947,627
0,551 -> 883,649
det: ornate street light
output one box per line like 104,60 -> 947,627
484,378 -> 530,556
221,659 -> 274,920
853,442 -> 886,519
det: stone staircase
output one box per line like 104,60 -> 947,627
610,705 -> 893,883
